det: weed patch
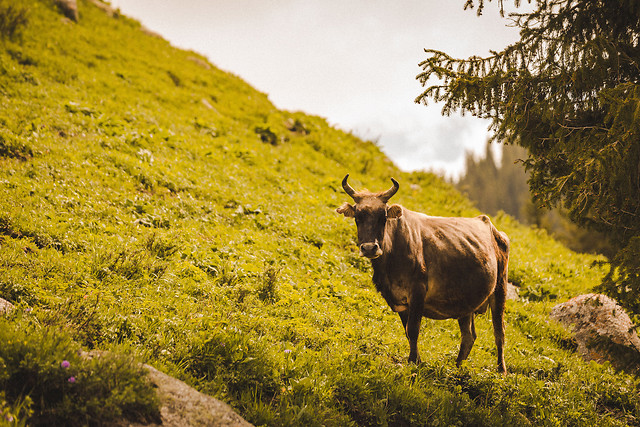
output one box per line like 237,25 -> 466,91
0,0 -> 29,40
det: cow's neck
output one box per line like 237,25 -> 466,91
370,214 -> 412,280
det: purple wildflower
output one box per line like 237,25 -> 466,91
61,360 -> 70,369
68,376 -> 76,383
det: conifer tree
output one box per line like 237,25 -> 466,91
458,143 -> 511,217
416,0 -> 640,316
456,142 -> 527,219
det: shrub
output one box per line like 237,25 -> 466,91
0,130 -> 33,160
0,0 -> 29,40
0,316 -> 161,426
0,392 -> 31,426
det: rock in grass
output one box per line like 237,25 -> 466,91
506,282 -> 519,300
55,0 -> 78,22
550,293 -> 640,373
0,297 -> 14,314
123,365 -> 253,427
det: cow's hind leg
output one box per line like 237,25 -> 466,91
456,314 -> 476,367
489,292 -> 507,373
492,227 -> 509,373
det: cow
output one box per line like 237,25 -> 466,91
336,174 -> 509,372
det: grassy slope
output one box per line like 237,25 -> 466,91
0,0 -> 638,425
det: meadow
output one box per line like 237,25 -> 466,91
0,0 -> 639,425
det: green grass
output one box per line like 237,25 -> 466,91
0,0 -> 638,425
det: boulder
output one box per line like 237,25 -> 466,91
55,0 -> 78,22
188,56 -> 212,70
506,282 -> 519,300
550,293 -> 640,372
123,365 -> 253,427
85,351 -> 252,426
87,0 -> 117,17
0,297 -> 14,314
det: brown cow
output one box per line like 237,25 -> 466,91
337,175 -> 509,372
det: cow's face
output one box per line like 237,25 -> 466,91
337,175 -> 403,259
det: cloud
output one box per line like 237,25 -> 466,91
345,102 -> 492,178
111,0 -> 521,176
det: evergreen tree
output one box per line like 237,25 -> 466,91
458,143 -> 500,215
457,142 -> 529,220
417,0 -> 640,315
495,143 -> 529,220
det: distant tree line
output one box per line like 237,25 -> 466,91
456,142 -> 614,257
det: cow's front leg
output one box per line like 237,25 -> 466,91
401,306 -> 422,364
399,310 -> 409,331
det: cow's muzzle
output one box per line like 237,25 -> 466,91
360,242 -> 383,259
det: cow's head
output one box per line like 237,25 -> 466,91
337,174 -> 403,259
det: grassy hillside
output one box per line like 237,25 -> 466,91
1,0 -> 638,425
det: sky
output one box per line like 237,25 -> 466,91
109,0 -> 523,178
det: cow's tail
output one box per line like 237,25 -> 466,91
491,224 -> 509,301
478,215 -> 510,260
493,227 -> 509,254
475,224 -> 509,316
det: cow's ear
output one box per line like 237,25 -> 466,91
336,202 -> 355,218
387,204 -> 403,219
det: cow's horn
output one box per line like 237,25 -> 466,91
342,174 -> 357,199
380,178 -> 399,202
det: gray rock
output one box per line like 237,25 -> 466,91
0,297 -> 14,314
123,365 -> 253,427
55,0 -> 78,22
550,293 -> 640,372
87,0 -> 117,17
506,282 -> 519,300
